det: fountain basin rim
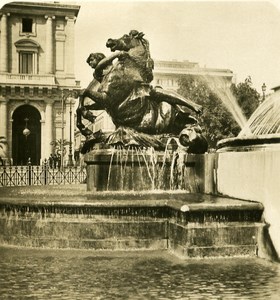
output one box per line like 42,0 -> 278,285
0,189 -> 193,201
217,134 -> 280,152
0,199 -> 263,214
0,195 -> 263,212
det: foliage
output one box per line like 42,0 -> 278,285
0,136 -> 8,158
177,75 -> 260,149
230,76 -> 260,119
50,139 -> 70,155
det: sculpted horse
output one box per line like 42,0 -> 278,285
76,30 -> 203,152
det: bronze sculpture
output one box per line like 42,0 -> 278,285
76,30 -> 206,153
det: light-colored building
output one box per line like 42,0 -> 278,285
0,1 -> 80,165
153,59 -> 234,90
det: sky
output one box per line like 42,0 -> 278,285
73,0 -> 280,93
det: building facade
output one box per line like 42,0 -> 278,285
153,59 -> 234,91
0,2 -> 80,165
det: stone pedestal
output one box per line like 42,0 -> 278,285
84,148 -> 162,191
84,148 -> 199,192
84,147 -> 215,192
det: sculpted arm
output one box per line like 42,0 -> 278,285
95,52 -> 127,78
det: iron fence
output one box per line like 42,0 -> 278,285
0,164 -> 87,187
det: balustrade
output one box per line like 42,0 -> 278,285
0,73 -> 55,85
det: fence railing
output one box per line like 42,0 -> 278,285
0,164 -> 87,187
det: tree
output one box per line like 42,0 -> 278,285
177,75 -> 260,148
231,76 -> 260,119
50,139 -> 70,156
0,136 -> 8,160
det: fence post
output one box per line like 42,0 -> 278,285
44,159 -> 48,185
2,165 -> 6,186
9,165 -> 13,186
28,158 -> 32,186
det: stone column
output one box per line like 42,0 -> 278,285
45,101 -> 53,156
65,16 -> 75,75
40,119 -> 45,163
8,118 -> 13,162
0,13 -> 9,72
65,99 -> 70,141
0,98 -> 7,138
45,15 -> 55,74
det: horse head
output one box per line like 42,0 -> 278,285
106,30 -> 154,83
106,30 -> 145,52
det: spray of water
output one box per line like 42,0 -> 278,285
239,91 -> 280,136
107,146 -> 116,190
106,143 -> 196,191
201,75 -> 248,129
140,146 -> 156,190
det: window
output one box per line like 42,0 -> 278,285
15,40 -> 40,74
20,18 -> 36,36
22,18 -> 33,33
19,52 -> 33,74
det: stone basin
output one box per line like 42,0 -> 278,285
0,184 -> 271,260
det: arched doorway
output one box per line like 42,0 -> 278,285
12,105 -> 41,165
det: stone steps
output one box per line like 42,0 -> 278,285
0,193 -> 267,259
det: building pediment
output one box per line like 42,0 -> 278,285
15,39 -> 40,52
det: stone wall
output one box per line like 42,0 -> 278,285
215,150 -> 280,259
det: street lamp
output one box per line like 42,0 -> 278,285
67,98 -> 74,167
60,89 -> 78,168
262,83 -> 266,103
61,92 -> 65,169
23,117 -> 31,165
23,117 -> 30,138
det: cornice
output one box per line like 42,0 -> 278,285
1,2 -> 80,18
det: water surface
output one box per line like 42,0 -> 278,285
0,247 -> 279,299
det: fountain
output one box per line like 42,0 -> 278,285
76,30 -> 208,192
216,90 -> 280,260
218,91 -> 280,151
0,30 -> 270,260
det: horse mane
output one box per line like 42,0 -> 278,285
129,30 -> 154,83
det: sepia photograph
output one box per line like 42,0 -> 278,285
0,0 -> 280,298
